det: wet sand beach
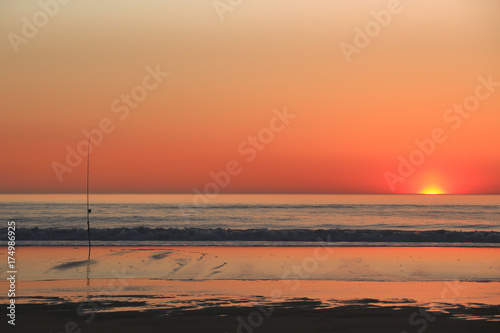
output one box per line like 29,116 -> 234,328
1,246 -> 499,332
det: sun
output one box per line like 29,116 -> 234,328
420,186 -> 445,195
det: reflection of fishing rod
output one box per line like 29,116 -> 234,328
87,127 -> 92,260
86,260 -> 90,288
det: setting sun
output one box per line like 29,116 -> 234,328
420,186 -> 445,195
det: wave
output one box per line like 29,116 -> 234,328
4,227 -> 500,243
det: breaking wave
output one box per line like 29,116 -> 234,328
5,227 -> 500,244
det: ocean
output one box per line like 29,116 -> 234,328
2,194 -> 499,247
2,194 -> 500,329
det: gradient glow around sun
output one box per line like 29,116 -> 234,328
420,186 -> 445,195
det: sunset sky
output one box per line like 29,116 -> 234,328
1,0 -> 499,194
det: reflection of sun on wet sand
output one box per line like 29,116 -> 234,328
1,246 -> 500,332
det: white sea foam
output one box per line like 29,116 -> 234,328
5,227 -> 500,245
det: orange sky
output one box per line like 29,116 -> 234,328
1,0 -> 499,194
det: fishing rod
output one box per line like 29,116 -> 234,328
87,127 -> 92,260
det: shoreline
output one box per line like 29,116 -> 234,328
9,301 -> 500,333
2,246 -> 499,332
2,246 -> 499,282
7,242 -> 500,247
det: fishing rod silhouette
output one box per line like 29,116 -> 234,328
86,127 -> 92,260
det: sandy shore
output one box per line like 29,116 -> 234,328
3,245 -> 500,281
8,302 -> 500,333
1,246 -> 499,332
